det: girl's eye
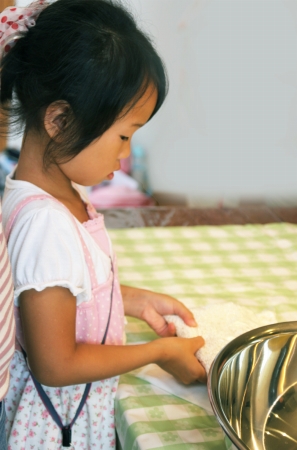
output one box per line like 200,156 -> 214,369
120,135 -> 129,141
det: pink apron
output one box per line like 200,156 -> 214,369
5,194 -> 125,450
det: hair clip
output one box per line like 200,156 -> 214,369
0,1 -> 48,59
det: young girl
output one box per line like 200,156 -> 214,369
0,0 -> 206,448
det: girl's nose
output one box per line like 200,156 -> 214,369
120,142 -> 131,160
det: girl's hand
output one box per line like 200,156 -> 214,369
154,335 -> 206,384
121,285 -> 197,337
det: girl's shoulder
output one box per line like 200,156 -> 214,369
2,172 -> 72,229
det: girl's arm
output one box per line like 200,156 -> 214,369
121,284 -> 197,337
20,287 -> 206,388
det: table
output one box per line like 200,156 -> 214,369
107,214 -> 297,450
102,205 -> 297,229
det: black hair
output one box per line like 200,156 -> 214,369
0,0 -> 168,167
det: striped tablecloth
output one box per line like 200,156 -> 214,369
109,223 -> 297,450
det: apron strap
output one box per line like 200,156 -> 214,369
21,346 -> 91,447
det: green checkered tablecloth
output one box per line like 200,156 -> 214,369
109,223 -> 297,450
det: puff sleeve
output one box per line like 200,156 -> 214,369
7,203 -> 91,306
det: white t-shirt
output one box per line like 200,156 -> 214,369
2,172 -> 112,307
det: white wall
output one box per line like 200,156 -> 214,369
130,0 -> 297,206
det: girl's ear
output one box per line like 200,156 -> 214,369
43,101 -> 71,139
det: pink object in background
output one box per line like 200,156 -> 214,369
88,185 -> 154,209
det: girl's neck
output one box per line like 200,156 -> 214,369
16,131 -> 72,197
15,131 -> 90,222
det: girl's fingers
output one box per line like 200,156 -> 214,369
186,337 -> 206,383
173,301 -> 197,327
164,321 -> 176,337
192,337 -> 207,382
157,335 -> 207,384
153,320 -> 176,337
193,336 -> 205,349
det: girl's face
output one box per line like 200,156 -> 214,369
60,85 -> 158,186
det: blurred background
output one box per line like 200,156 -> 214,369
3,0 -> 297,208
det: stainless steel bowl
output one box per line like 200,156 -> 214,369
207,321 -> 297,450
